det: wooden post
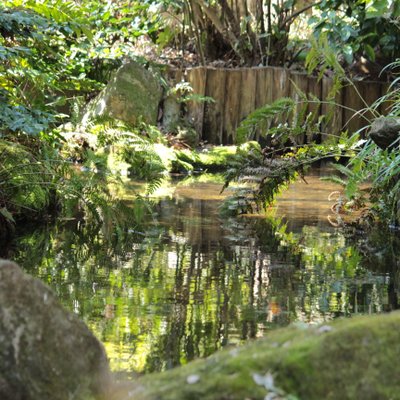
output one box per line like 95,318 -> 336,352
269,67 -> 290,129
264,67 -> 274,106
271,67 -> 290,101
308,75 -> 322,143
321,77 -> 343,142
186,67 -> 207,138
289,72 -> 309,145
202,68 -> 227,144
239,68 -> 257,140
223,69 -> 242,144
253,67 -> 273,141
342,81 -> 366,135
379,82 -> 393,116
360,80 -> 382,129
255,67 -> 268,108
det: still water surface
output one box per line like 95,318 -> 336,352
5,172 -> 400,374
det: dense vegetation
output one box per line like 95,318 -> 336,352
1,2 -> 400,399
0,0 -> 399,237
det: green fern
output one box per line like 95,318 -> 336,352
236,98 -> 295,144
320,175 -> 348,187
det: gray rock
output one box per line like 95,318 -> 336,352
176,126 -> 199,147
369,117 -> 400,150
0,260 -> 111,400
162,94 -> 181,131
82,60 -> 162,126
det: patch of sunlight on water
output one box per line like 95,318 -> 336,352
7,169 -> 400,375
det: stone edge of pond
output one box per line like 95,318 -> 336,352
112,311 -> 400,400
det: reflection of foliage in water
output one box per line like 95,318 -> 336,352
7,185 -> 400,375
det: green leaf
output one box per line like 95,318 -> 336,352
364,44 -> 376,61
0,207 -> 15,223
342,45 -> 354,64
394,0 -> 400,17
365,0 -> 389,19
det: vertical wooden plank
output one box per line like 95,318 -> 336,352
307,75 -> 322,143
255,67 -> 268,109
307,75 -> 322,115
238,0 -> 247,20
223,69 -> 242,144
247,0 -> 257,16
321,77 -> 333,142
321,77 -> 343,142
380,82 -> 392,116
272,67 -> 290,101
289,72 -> 309,144
269,67 -> 290,131
186,67 -> 207,138
264,67 -> 274,105
254,67 -> 274,107
202,68 -> 226,144
343,81 -> 365,135
239,67 -> 256,120
234,0 -> 240,21
239,67 -> 257,122
360,80 -> 382,129
254,67 -> 272,141
290,72 -> 309,96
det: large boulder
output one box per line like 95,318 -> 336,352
82,61 -> 163,126
0,260 -> 111,400
369,117 -> 400,150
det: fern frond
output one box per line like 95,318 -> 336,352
236,98 -> 295,144
332,163 -> 355,178
320,175 -> 348,187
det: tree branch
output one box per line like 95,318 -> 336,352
193,0 -> 245,60
279,1 -> 322,30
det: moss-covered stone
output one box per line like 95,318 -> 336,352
0,260 -> 111,400
116,312 -> 400,400
195,142 -> 261,172
369,117 -> 400,150
82,61 -> 162,126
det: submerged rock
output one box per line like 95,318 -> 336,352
0,260 -> 111,400
82,60 -> 162,126
119,311 -> 400,400
369,117 -> 400,149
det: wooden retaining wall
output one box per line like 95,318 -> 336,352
177,66 -> 386,145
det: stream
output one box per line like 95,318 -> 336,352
3,170 -> 400,375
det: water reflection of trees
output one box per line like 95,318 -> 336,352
5,193 -> 400,374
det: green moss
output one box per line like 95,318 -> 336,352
195,142 -> 261,172
196,146 -> 236,172
104,139 -> 263,179
83,61 -> 162,127
122,312 -> 400,400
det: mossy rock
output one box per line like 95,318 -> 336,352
83,61 -> 162,126
369,117 -> 400,150
195,142 -> 261,172
116,312 -> 400,400
0,260 -> 111,400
